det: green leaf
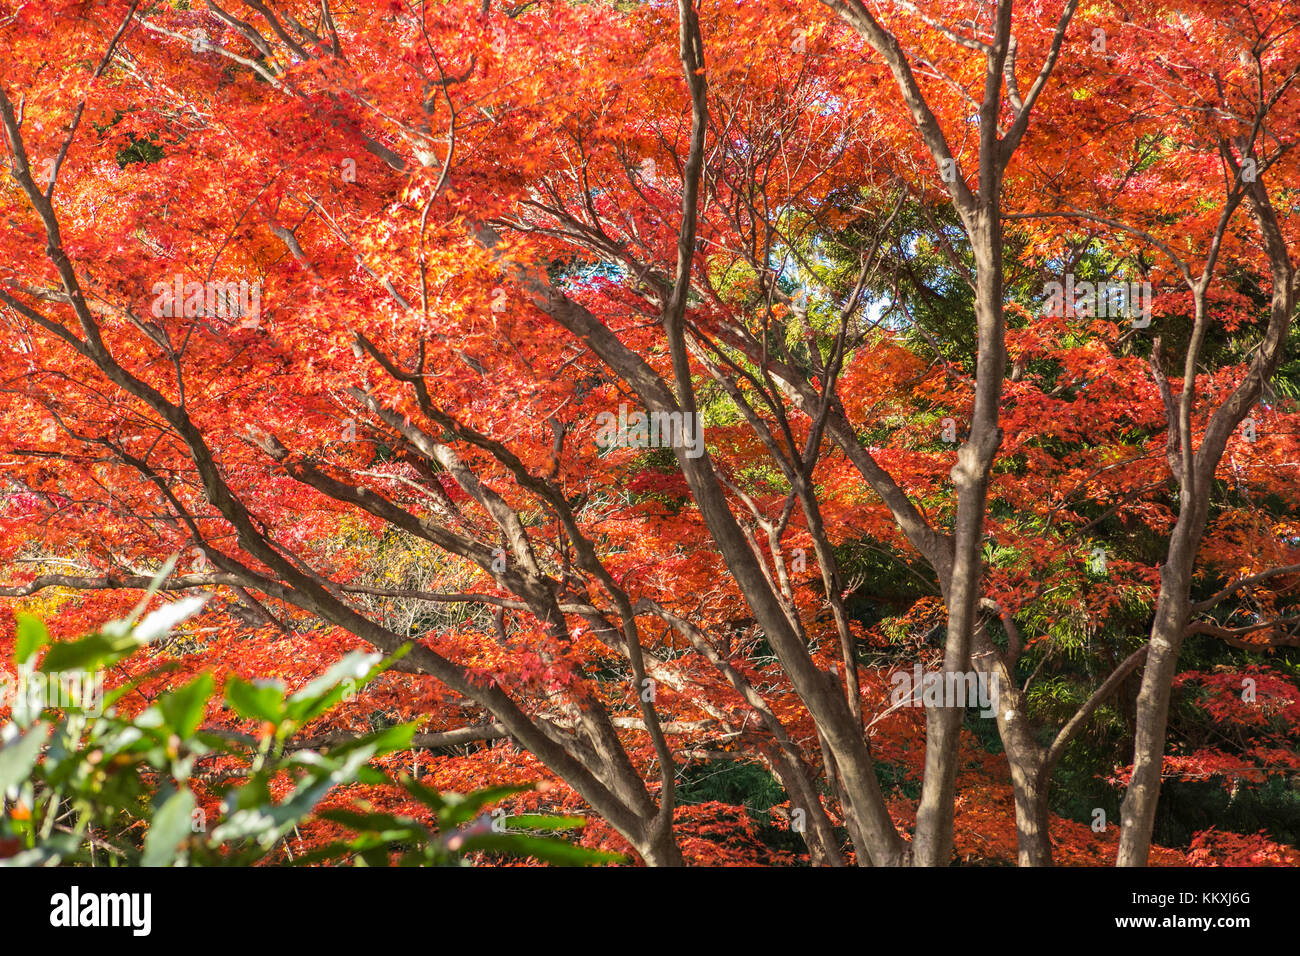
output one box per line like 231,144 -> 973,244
212,746 -> 377,847
357,845 -> 389,867
438,784 -> 531,828
323,722 -> 418,758
0,832 -> 82,868
398,774 -> 448,813
502,813 -> 588,832
102,661 -> 180,708
318,808 -> 430,843
0,723 -> 49,794
284,651 -> 382,724
158,673 -> 214,739
142,788 -> 196,866
133,594 -> 208,643
14,615 -> 48,666
39,632 -> 128,674
354,765 -> 393,786
318,808 -> 407,831
454,832 -> 623,866
224,677 -> 286,725
114,556 -> 181,633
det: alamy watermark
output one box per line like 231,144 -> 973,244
594,403 -> 704,459
1,670 -> 104,716
50,886 -> 151,936
151,274 -> 262,327
1042,274 -> 1152,328
889,664 -> 1001,718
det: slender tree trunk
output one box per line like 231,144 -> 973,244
914,215 -> 1007,866
1119,165 -> 1295,865
975,624 -> 1052,865
1117,555 -> 1193,865
638,830 -> 686,867
1013,775 -> 1054,867
766,746 -> 846,866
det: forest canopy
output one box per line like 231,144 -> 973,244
0,0 -> 1298,867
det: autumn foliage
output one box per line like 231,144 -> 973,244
0,0 -> 1298,866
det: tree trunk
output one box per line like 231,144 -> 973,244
1013,774 -> 1054,867
1117,561 -> 1192,865
975,625 -> 1052,865
913,215 -> 1007,866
